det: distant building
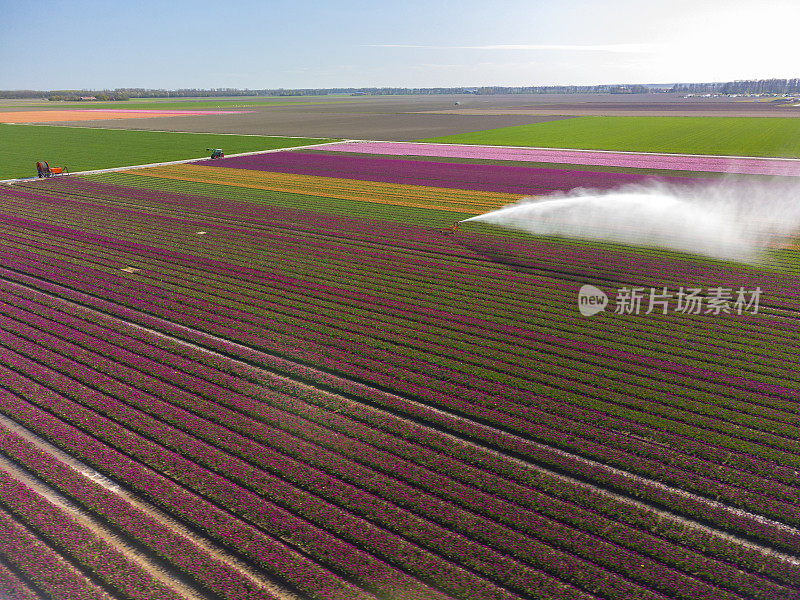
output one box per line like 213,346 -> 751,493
78,96 -> 97,101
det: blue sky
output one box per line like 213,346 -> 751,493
1,0 -> 799,89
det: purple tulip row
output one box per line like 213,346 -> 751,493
1,234 -> 792,488
3,304 -> 668,600
9,182 -> 799,341
0,504 -> 109,600
6,239 -> 792,506
0,381 -> 389,600
12,220 -> 791,440
0,319 -> 631,600
0,469 -> 185,600
0,295 -> 773,600
0,364 -> 495,600
194,151 -> 700,195
1,184 -> 800,584
0,245 -> 797,552
0,559 -> 40,600
7,183 -> 800,346
318,141 -> 800,176
1,212 -> 792,460
0,209 -> 792,424
4,258 -> 799,588
0,422 -> 287,600
1,278 -> 797,596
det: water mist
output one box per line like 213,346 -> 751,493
463,178 -> 800,262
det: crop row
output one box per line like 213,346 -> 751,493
6,225 -> 800,496
3,260 -> 799,589
0,355 -> 600,600
0,290 -> 785,600
0,247 -> 796,564
1,188 -> 792,406
0,466 -> 185,600
0,204 -> 796,536
4,275 -> 796,592
0,421 -> 286,600
0,557 -> 39,600
1,226 -> 796,471
0,504 -> 110,600
133,163 -> 519,213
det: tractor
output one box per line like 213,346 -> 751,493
207,148 -> 224,159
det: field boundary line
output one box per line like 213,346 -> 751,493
0,139 -> 348,185
1,270 -> 798,567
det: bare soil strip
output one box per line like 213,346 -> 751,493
0,439 -> 208,600
1,273 -> 797,570
0,412 -> 304,600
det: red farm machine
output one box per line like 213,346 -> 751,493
36,161 -> 68,178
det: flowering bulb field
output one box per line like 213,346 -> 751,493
0,143 -> 797,600
199,151 -> 699,194
320,141 -> 800,177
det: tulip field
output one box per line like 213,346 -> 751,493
0,142 -> 798,600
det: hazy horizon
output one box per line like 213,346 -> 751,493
2,0 -> 799,90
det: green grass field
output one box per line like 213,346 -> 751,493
0,125 -> 331,180
420,116 -> 800,157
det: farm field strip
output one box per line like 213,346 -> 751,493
0,274 -> 792,600
1,213 -> 800,552
0,325 -> 601,600
191,150 -> 703,195
320,141 -> 800,176
3,188 -> 796,454
6,184 -> 800,390
0,109 -> 253,124
0,412 -> 299,600
0,501 -> 115,600
1,142 -> 799,600
6,275 -> 797,591
0,445 -> 203,600
1,282 -> 800,600
418,116 -> 800,158
0,264 -> 796,596
2,220 -> 799,471
129,164 -> 521,213
4,220 -> 798,426
0,123 -> 335,181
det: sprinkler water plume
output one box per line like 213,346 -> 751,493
463,178 -> 800,262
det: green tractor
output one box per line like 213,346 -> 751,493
207,148 -> 224,159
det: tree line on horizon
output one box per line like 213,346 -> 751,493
1,79 -> 799,99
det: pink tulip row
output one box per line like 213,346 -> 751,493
320,141 -> 800,177
0,559 -> 39,600
0,504 -> 109,600
0,196 -> 792,474
0,422 -> 286,600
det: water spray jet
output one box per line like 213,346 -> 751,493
464,178 -> 800,262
